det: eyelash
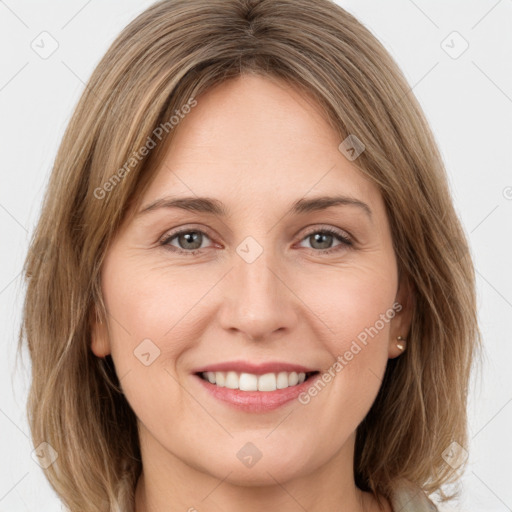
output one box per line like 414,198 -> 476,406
158,225 -> 353,256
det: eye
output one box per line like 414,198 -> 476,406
297,226 -> 353,255
159,225 -> 353,256
159,228 -> 214,255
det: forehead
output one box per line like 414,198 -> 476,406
139,74 -> 382,220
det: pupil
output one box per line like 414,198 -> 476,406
311,233 -> 332,249
180,232 -> 201,250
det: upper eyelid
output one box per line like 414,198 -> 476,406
301,224 -> 351,239
159,224 -> 216,244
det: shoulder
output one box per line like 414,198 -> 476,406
389,479 -> 439,512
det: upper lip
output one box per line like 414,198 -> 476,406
192,360 -> 318,375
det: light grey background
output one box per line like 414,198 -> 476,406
1,1 -> 511,510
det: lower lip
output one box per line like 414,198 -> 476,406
193,373 -> 321,412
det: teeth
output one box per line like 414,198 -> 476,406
225,371 -> 238,389
240,372 -> 258,391
200,370 -> 309,391
258,373 -> 276,391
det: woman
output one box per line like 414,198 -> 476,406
19,0 -> 481,511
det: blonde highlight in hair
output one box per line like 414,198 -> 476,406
19,0 -> 481,510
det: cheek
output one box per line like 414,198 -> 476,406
303,263 -> 397,395
100,258 -> 216,384
294,271 -> 395,440
307,261 -> 396,344
98,264 -> 195,427
327,286 -> 394,354
102,256 -> 200,337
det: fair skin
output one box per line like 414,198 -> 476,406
92,74 -> 412,512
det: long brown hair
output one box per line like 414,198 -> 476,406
18,0 -> 481,510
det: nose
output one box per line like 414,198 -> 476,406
218,244 -> 299,342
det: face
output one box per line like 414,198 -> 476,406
92,74 -> 412,486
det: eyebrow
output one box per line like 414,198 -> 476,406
137,195 -> 373,220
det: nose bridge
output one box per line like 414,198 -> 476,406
237,241 -> 278,301
219,235 -> 296,341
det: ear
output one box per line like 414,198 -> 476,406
90,305 -> 111,358
388,273 -> 415,359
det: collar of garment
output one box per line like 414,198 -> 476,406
389,479 -> 439,512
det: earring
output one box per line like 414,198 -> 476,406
396,336 -> 406,351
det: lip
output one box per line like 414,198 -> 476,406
192,371 -> 321,413
191,360 -> 318,375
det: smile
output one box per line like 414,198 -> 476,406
198,370 -> 320,392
